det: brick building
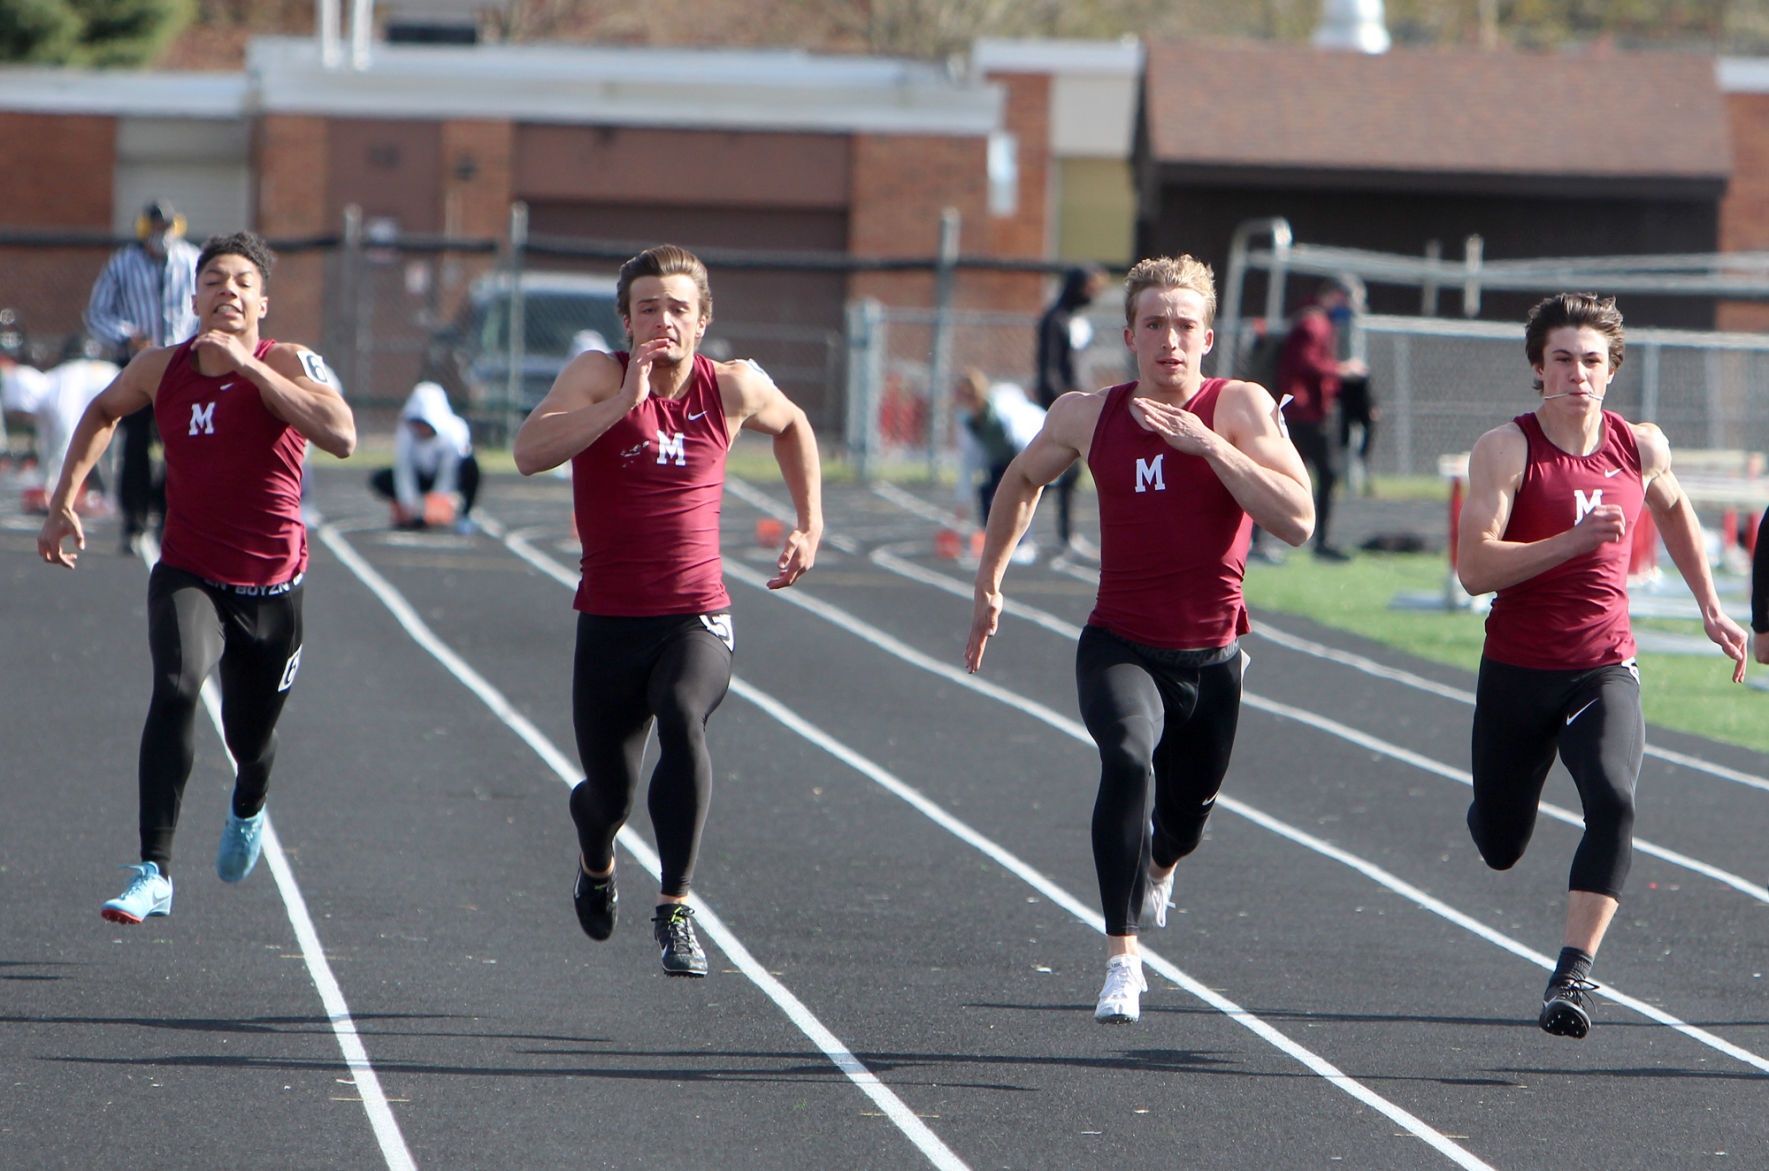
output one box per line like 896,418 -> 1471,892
0,37 -> 1052,421
1135,40 -> 1733,329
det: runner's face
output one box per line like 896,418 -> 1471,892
194,254 -> 268,334
1535,325 -> 1612,405
1123,286 -> 1212,392
624,274 -> 707,363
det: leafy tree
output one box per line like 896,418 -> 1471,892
0,0 -> 83,63
71,0 -> 194,65
0,0 -> 192,66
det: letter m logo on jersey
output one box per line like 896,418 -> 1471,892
655,429 -> 687,466
189,401 -> 216,436
1134,454 -> 1166,493
1574,488 -> 1604,522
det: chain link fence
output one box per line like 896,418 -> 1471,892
842,302 -> 1131,479
841,304 -> 1769,491
8,220 -> 1769,491
1347,314 -> 1769,479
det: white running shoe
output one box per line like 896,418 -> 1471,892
1146,865 -> 1175,929
1094,955 -> 1147,1023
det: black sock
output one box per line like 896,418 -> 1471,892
1551,946 -> 1594,986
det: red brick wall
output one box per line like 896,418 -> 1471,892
848,132 -> 989,310
439,119 -> 514,319
0,113 -> 118,346
1720,93 -> 1769,331
254,115 -> 329,350
1,113 -> 114,227
516,124 -> 849,210
847,82 -> 1047,317
980,71 -> 1050,315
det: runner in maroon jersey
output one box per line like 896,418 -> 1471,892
513,244 -> 822,978
38,232 -> 355,924
1457,292 -> 1746,1039
966,255 -> 1315,1023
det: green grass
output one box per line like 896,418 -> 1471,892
1244,551 -> 1769,756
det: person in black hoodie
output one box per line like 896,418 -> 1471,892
1035,264 -> 1108,556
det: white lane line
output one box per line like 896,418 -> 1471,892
714,552 -> 1769,1079
869,548 -> 1769,907
318,523 -> 970,1171
138,535 -> 416,1171
1249,621 -> 1769,795
733,682 -> 1495,1170
499,528 -> 1493,1170
1025,519 -> 1769,796
722,478 -> 860,554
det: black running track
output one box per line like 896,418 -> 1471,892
4,456 -> 1767,1170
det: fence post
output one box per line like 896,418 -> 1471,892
503,201 -> 529,447
844,298 -> 884,482
1641,341 -> 1660,425
1462,233 -> 1483,318
1394,332 -> 1413,475
340,204 -> 364,402
1421,239 -> 1441,315
926,208 -> 960,482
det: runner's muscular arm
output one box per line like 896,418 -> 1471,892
246,342 -> 356,458
36,350 -> 168,568
513,342 -> 665,475
721,360 -> 822,588
1456,422 -> 1623,596
1135,380 -> 1314,546
1637,423 -> 1748,681
966,391 -> 1097,673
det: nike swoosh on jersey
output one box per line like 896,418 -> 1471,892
688,410 -> 707,421
1565,699 -> 1599,725
218,382 -> 236,391
1604,467 -> 1622,478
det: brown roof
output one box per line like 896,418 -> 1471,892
1143,40 -> 1730,184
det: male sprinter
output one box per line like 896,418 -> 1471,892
1457,292 -> 1746,1037
514,244 -> 822,977
40,231 -> 355,923
966,255 -> 1314,1022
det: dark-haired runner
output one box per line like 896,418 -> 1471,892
514,244 -> 822,978
967,254 -> 1313,1023
41,231 -> 356,923
1457,292 -> 1746,1038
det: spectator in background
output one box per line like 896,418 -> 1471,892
29,334 -> 119,511
954,368 -> 1044,563
1277,278 -> 1367,561
369,380 -> 480,534
85,199 -> 200,552
1035,264 -> 1109,558
1,318 -> 48,465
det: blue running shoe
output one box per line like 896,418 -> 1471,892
101,862 -> 173,925
217,808 -> 267,883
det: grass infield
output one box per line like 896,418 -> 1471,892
1244,550 -> 1768,757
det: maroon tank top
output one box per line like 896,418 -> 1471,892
1085,379 -> 1252,649
1484,410 -> 1644,670
572,351 -> 733,616
154,338 -> 309,587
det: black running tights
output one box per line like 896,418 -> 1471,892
1468,657 -> 1643,899
1076,626 -> 1243,937
139,564 -> 303,872
569,613 -> 733,898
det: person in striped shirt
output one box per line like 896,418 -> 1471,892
85,199 -> 200,551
